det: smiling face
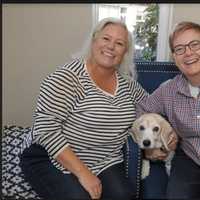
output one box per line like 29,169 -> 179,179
172,29 -> 200,85
89,23 -> 128,71
132,116 -> 162,149
131,113 -> 173,150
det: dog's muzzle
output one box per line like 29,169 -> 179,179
143,139 -> 151,148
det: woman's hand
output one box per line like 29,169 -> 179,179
145,148 -> 168,161
167,130 -> 178,151
78,170 -> 102,199
145,129 -> 178,161
56,147 -> 102,199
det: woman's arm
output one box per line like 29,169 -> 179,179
33,67 -> 102,199
56,147 -> 102,199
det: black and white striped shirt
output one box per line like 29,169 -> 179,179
31,58 -> 146,175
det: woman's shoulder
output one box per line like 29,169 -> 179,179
158,73 -> 182,91
59,58 -> 85,76
62,58 -> 85,71
45,58 -> 85,82
119,75 -> 147,97
40,59 -> 86,96
123,76 -> 144,91
150,74 -> 183,99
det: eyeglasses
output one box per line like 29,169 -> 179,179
173,40 -> 200,55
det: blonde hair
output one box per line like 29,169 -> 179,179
72,17 -> 136,80
169,21 -> 200,53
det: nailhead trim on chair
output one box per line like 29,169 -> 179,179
136,147 -> 142,199
124,136 -> 142,199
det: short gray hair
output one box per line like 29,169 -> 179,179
72,17 -> 136,80
169,21 -> 200,53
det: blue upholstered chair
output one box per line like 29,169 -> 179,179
136,61 -> 180,93
125,61 -> 180,199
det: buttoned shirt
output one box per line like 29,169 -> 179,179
137,74 -> 200,166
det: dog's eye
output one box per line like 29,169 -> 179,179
153,126 -> 159,132
139,125 -> 145,131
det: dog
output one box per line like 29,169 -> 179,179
131,113 -> 176,179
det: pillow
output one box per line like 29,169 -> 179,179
2,125 -> 41,199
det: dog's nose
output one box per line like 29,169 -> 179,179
143,139 -> 151,147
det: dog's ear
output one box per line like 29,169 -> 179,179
159,118 -> 173,151
131,119 -> 140,143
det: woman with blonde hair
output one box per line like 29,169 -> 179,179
20,17 -> 147,199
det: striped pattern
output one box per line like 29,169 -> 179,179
137,74 -> 200,166
31,59 -> 146,175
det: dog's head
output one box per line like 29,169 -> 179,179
131,113 -> 173,151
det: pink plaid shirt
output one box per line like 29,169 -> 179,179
137,74 -> 200,166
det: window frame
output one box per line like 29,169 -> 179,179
156,4 -> 174,61
92,4 -> 174,61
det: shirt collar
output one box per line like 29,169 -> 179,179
177,74 -> 200,98
188,82 -> 200,98
176,74 -> 191,97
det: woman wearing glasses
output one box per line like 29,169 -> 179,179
137,21 -> 200,199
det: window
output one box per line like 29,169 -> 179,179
93,4 -> 173,61
120,7 -> 127,22
136,15 -> 142,21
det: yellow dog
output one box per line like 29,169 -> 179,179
131,113 -> 177,179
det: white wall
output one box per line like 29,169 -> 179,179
3,3 -> 200,126
172,4 -> 200,26
165,3 -> 200,60
3,4 -> 93,126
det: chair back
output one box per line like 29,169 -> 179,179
136,61 -> 180,93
